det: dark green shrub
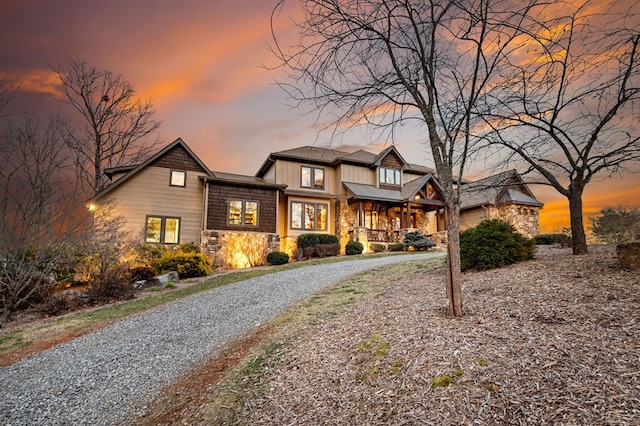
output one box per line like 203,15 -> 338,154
345,241 -> 364,255
388,243 -> 405,252
533,234 -> 564,245
403,231 -> 436,250
460,219 -> 536,271
153,252 -> 212,278
370,243 -> 386,253
317,234 -> 339,245
266,251 -> 289,265
296,234 -> 321,249
296,234 -> 340,258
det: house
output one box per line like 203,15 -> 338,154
89,138 -> 285,268
89,138 -> 543,267
255,145 -> 447,253
459,170 -> 544,238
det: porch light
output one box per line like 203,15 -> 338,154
88,204 -> 97,211
414,194 -> 421,200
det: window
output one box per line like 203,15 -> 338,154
146,216 -> 180,244
379,167 -> 401,186
291,201 -> 327,230
301,166 -> 325,190
170,170 -> 186,187
228,200 -> 259,226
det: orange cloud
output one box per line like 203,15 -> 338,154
1,69 -> 63,100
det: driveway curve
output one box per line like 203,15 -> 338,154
0,252 -> 444,425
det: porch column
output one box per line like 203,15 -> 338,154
407,202 -> 412,228
358,201 -> 363,227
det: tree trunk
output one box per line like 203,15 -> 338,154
445,202 -> 463,317
568,187 -> 588,255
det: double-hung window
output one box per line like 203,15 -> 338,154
379,167 -> 401,186
301,166 -> 324,190
228,200 -> 259,226
146,216 -> 180,244
290,201 -> 327,230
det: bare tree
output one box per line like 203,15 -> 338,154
0,114 -> 88,320
271,0 -> 541,316
482,0 -> 640,254
54,58 -> 162,194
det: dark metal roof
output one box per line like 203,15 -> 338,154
460,170 -> 543,209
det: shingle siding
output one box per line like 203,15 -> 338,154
207,183 -> 278,233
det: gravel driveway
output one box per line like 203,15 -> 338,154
0,252 -> 443,426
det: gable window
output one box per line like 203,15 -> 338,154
228,200 -> 259,226
379,167 -> 401,186
146,216 -> 180,244
170,170 -> 186,187
301,166 -> 325,190
290,201 -> 327,230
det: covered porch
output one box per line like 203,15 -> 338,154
342,175 -> 446,249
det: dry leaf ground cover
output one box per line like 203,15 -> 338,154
237,245 -> 639,425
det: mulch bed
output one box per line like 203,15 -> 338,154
240,245 -> 639,425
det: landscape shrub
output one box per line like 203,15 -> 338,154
86,265 -> 135,302
129,265 -> 156,282
388,243 -> 405,252
293,248 -> 304,261
460,219 -> 536,271
296,234 -> 320,249
266,251 -> 289,265
533,234 -> 564,245
296,233 -> 340,259
403,231 -> 436,250
370,243 -> 386,253
176,242 -> 201,253
345,241 -> 364,255
153,252 -> 212,278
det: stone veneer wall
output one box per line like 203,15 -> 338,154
201,230 -> 281,269
493,204 -> 541,238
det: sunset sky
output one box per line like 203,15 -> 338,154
1,0 -> 638,234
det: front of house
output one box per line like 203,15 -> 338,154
89,138 -> 543,267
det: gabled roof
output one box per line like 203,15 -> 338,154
204,171 -> 287,189
255,144 -> 437,178
343,174 -> 444,208
90,138 -> 213,202
372,145 -> 409,169
460,170 -> 543,209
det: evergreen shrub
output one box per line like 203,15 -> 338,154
345,241 -> 364,255
154,252 -> 212,278
460,219 -> 536,271
266,251 -> 289,265
403,231 -> 436,250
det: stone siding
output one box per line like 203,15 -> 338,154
201,230 -> 281,269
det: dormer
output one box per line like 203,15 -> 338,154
373,146 -> 409,188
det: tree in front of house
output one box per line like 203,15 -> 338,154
482,1 -> 640,255
54,58 -> 162,194
271,0 -> 544,316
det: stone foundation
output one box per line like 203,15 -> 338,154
201,230 -> 281,269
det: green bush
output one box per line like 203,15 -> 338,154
296,234 -> 320,249
296,234 -> 340,259
177,242 -> 201,253
153,252 -> 212,278
460,219 -> 536,271
370,243 -> 386,253
403,231 -> 436,250
345,241 -> 364,255
533,234 -> 564,245
266,251 -> 289,265
388,243 -> 405,252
